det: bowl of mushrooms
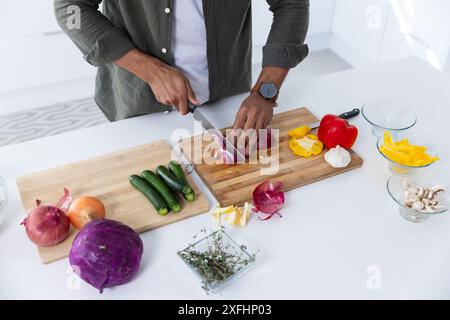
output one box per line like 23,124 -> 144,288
387,172 -> 449,222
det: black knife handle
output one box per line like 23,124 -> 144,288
188,103 -> 197,114
338,108 -> 360,120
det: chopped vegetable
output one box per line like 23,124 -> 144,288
69,219 -> 143,293
289,134 -> 323,158
288,125 -> 311,139
212,202 -> 253,227
21,188 -> 71,247
252,181 -> 285,217
318,114 -> 358,149
404,183 -> 446,213
68,196 -> 105,229
213,129 -> 275,163
324,145 -> 351,168
380,131 -> 438,167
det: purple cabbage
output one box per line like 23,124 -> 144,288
69,219 -> 143,293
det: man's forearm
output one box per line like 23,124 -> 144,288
115,48 -> 161,83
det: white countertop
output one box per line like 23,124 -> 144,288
1,57 -> 450,299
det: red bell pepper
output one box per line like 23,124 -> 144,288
318,114 -> 358,149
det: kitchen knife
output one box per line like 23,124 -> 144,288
308,108 -> 360,129
188,103 -> 247,163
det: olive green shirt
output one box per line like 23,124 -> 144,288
54,0 -> 310,121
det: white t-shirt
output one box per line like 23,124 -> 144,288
172,0 -> 210,105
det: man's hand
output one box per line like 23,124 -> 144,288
232,92 -> 274,154
233,92 -> 274,131
115,49 -> 198,115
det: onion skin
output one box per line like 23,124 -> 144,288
69,219 -> 143,293
22,203 -> 71,247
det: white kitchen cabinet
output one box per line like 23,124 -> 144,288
332,0 -> 450,70
384,0 -> 450,69
378,18 -> 420,63
0,0 -> 96,93
332,0 -> 391,63
0,0 -> 60,39
0,33 -> 95,94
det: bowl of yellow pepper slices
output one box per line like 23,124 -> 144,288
377,131 -> 439,175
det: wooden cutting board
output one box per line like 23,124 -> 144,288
179,107 -> 363,207
16,140 -> 210,264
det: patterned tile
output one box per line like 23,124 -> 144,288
0,97 -> 107,147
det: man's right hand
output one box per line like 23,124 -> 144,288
115,49 -> 198,115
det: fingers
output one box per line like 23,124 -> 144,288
178,98 -> 189,115
185,80 -> 199,105
233,108 -> 247,130
243,108 -> 257,131
149,68 -> 196,116
255,115 -> 266,132
171,78 -> 190,115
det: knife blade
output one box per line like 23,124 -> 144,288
188,103 -> 246,164
308,108 -> 360,129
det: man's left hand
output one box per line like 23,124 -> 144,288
233,92 -> 274,131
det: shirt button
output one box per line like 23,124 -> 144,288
164,8 -> 171,14
161,48 -> 168,54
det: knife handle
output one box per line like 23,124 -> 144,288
188,103 -> 197,114
338,108 -> 360,120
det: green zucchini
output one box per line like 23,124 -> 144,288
156,166 -> 193,198
129,175 -> 169,216
141,170 -> 181,213
168,161 -> 196,202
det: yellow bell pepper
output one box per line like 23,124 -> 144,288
288,125 -> 311,139
289,134 -> 324,158
212,203 -> 253,227
380,131 -> 438,166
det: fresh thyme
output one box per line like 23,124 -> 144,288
178,224 -> 256,292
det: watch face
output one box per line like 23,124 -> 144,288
259,82 -> 278,99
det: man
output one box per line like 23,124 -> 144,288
54,0 -> 309,133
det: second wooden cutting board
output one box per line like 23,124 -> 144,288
16,140 -> 210,264
179,107 -> 363,207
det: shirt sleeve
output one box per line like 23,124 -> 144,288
263,0 -> 310,68
54,0 -> 136,67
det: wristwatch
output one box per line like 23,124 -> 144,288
251,82 -> 279,102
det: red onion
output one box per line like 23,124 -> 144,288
214,129 -> 275,164
21,188 -> 72,247
253,181 -> 285,219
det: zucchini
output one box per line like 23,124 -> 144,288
141,170 -> 181,213
156,166 -> 193,197
168,161 -> 196,202
129,175 -> 169,216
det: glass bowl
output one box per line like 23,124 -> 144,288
0,176 -> 8,226
387,172 -> 449,222
178,230 -> 256,294
376,134 -> 437,176
362,99 -> 417,137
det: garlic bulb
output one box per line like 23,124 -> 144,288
324,145 -> 351,168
